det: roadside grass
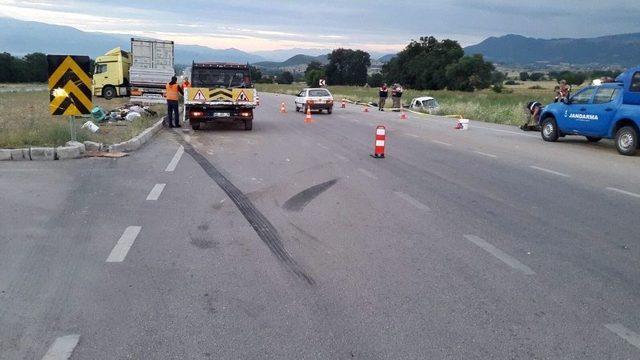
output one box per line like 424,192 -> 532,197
256,81 -> 562,126
0,89 -> 166,148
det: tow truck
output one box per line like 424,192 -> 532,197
184,62 -> 257,131
539,66 -> 640,155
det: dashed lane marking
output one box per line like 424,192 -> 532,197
405,133 -> 420,138
146,184 -> 166,201
474,151 -> 498,158
605,324 -> 640,350
464,235 -> 535,275
336,154 -> 349,162
529,165 -> 570,178
394,191 -> 431,211
358,168 -> 378,180
474,125 -> 539,138
106,226 -> 142,263
606,187 -> 640,199
317,143 -> 330,150
42,334 -> 80,360
165,145 -> 184,172
431,140 -> 452,147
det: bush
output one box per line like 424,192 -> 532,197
528,85 -> 544,90
368,73 -> 384,88
491,84 -> 503,93
504,80 -> 520,85
278,71 -> 294,84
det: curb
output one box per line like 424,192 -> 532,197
0,117 -> 165,161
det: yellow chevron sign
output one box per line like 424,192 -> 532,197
47,55 -> 93,115
187,87 -> 255,102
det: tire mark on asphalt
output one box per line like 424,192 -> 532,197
283,179 -> 338,212
176,137 -> 315,285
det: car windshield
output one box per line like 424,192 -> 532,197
422,99 -> 438,107
192,69 -> 250,88
308,89 -> 330,97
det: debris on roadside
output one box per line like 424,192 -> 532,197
90,103 -> 157,124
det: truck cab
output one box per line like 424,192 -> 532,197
185,62 -> 256,131
92,48 -> 131,99
539,66 -> 640,155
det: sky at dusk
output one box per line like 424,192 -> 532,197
1,0 -> 639,53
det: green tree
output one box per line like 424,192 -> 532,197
529,72 -> 545,81
519,72 -> 529,81
305,61 -> 323,77
249,66 -> 262,82
305,69 -> 325,87
325,48 -> 371,86
23,52 -> 48,82
278,71 -> 294,84
382,36 -> 464,90
0,52 -> 16,82
445,54 -> 495,91
368,73 -> 384,88
491,71 -> 506,86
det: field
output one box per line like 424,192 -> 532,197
256,81 -> 561,126
0,89 -> 166,148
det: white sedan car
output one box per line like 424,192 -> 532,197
295,88 -> 334,114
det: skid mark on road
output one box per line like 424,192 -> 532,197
605,324 -> 640,350
177,136 -> 315,285
42,334 -> 80,360
283,179 -> 339,212
464,235 -> 535,275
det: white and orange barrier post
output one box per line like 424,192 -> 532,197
280,102 -> 286,113
372,125 -> 386,158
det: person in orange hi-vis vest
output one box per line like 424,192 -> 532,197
166,76 -> 184,128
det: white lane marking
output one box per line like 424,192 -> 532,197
165,145 -> 184,172
529,165 -> 570,178
606,187 -> 640,199
605,324 -> 640,350
394,191 -> 430,211
474,125 -> 539,138
464,235 -> 535,275
106,226 -> 142,263
42,334 -> 80,360
317,143 -> 330,150
358,168 -> 378,180
405,133 -> 420,138
336,154 -> 349,162
474,151 -> 497,158
146,184 -> 166,201
431,140 -> 452,147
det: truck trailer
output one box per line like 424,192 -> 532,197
92,38 -> 175,103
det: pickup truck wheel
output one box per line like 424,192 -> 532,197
541,117 -> 559,142
244,120 -> 253,131
102,86 -> 116,100
586,136 -> 602,143
615,126 -> 637,156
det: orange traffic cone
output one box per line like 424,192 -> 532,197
305,107 -> 314,123
400,109 -> 408,120
341,99 -> 346,108
363,106 -> 369,113
280,102 -> 286,113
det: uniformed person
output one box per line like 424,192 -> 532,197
378,83 -> 388,111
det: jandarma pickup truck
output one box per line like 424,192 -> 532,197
539,66 -> 640,156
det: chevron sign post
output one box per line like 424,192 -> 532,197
47,55 -> 92,141
47,55 -> 92,115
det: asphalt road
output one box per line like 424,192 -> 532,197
1,92 -> 640,359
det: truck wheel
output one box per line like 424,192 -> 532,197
244,120 -> 253,131
615,126 -> 637,156
102,86 -> 116,100
541,117 -> 559,142
586,136 -> 602,143
191,122 -> 200,131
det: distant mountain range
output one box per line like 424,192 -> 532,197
3,17 -> 638,70
465,33 -> 640,67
